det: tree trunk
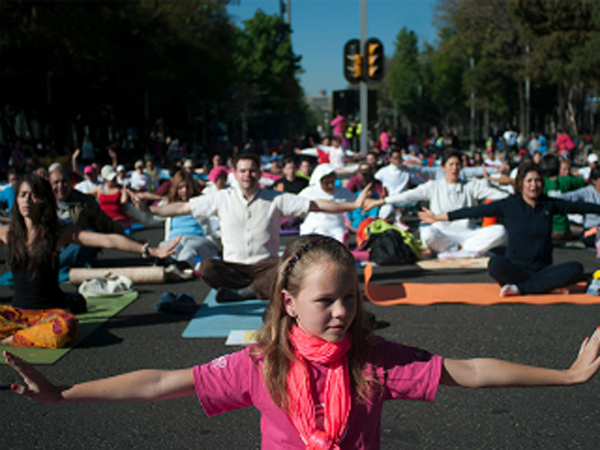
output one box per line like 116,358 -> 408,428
518,80 -> 526,134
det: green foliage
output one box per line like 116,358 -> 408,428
231,10 -> 306,138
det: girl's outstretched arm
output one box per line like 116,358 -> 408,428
4,351 -> 195,405
441,328 -> 600,388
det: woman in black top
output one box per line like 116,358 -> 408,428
419,162 -> 600,296
0,174 -> 180,348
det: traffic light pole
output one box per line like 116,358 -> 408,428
359,0 -> 368,154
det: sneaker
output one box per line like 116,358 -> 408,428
216,286 -> 256,303
165,263 -> 194,282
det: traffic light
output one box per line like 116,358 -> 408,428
343,39 -> 363,83
365,38 -> 384,82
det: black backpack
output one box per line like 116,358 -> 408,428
364,229 -> 417,265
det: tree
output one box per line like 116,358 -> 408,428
231,10 -> 306,141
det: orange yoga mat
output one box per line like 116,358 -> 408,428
363,263 -> 596,306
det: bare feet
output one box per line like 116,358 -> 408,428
550,287 -> 570,295
500,284 -> 520,297
1,335 -> 15,345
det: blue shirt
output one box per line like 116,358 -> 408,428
0,184 -> 15,215
170,215 -> 205,237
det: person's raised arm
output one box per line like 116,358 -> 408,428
4,351 -> 195,405
61,226 -> 181,260
0,224 -> 8,245
440,328 -> 600,388
418,207 -> 448,224
309,183 -> 372,214
71,148 -> 82,177
130,192 -> 191,217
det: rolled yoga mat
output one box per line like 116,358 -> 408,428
70,267 -> 165,285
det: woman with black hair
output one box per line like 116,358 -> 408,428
420,162 -> 600,296
0,174 -> 179,348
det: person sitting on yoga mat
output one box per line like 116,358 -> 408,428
418,161 -> 600,297
131,153 -> 371,302
365,149 -> 509,258
159,170 -> 220,276
0,174 -> 180,349
4,235 -> 600,449
49,164 -> 126,271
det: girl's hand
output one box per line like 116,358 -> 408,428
566,327 -> 600,384
354,183 -> 373,209
130,192 -> 149,213
362,197 -> 384,212
4,351 -> 63,405
418,207 -> 442,223
148,235 -> 182,259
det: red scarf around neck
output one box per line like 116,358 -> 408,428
287,325 -> 352,450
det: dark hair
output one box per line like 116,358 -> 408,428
442,149 -> 463,166
590,166 -> 600,181
515,161 -> 543,195
540,154 -> 560,178
167,170 -> 200,203
282,156 -> 296,168
233,153 -> 260,170
7,174 -> 59,278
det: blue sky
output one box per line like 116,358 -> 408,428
227,0 -> 439,97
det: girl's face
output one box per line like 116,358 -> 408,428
320,173 -> 336,194
521,170 -> 543,202
177,181 -> 190,201
17,182 -> 42,219
284,259 -> 357,343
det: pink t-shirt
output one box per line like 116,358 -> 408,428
194,337 -> 442,449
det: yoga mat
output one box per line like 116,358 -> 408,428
416,256 -> 489,270
0,291 -> 139,365
70,267 -> 165,285
363,263 -> 596,306
182,289 -> 266,338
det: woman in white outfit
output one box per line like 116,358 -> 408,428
298,164 -> 356,242
366,150 -> 508,256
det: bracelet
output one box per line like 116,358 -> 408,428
141,243 -> 150,259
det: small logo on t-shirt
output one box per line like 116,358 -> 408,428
212,355 -> 228,369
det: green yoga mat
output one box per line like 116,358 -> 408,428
0,291 -> 139,365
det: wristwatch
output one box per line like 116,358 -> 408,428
141,242 -> 150,259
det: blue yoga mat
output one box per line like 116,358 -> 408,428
181,289 -> 266,338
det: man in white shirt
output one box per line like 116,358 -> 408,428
130,160 -> 152,191
74,165 -> 99,194
374,148 -> 425,219
366,150 -> 508,257
139,154 -> 369,301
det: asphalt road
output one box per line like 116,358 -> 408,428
1,223 -> 599,449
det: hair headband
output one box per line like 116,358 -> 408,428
282,238 -> 329,288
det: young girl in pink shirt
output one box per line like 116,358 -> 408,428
4,235 -> 600,449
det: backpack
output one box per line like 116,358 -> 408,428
364,229 -> 418,265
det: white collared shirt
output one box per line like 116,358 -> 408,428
189,188 -> 310,264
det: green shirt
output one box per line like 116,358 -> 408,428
543,176 -> 586,231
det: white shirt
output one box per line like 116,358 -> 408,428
130,171 -> 152,191
298,185 -> 355,242
374,164 -> 410,196
74,179 -> 97,194
385,178 -> 508,232
189,188 -> 310,264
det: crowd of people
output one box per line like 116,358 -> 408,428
1,126 -> 600,448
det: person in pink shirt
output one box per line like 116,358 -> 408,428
5,235 -> 600,449
330,113 -> 349,149
379,128 -> 390,151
